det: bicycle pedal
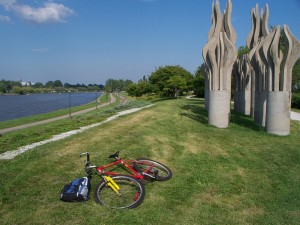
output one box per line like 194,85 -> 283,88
150,169 -> 158,175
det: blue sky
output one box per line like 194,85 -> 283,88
0,0 -> 299,85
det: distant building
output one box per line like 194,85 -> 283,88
19,79 -> 35,86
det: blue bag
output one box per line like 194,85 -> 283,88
60,177 -> 91,202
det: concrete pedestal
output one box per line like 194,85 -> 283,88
266,91 -> 290,136
208,91 -> 231,128
254,91 -> 266,127
205,90 -> 209,111
234,90 -> 251,115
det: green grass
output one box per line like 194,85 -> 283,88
0,98 -> 300,225
0,100 -> 151,154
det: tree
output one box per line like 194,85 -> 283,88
148,65 -> 193,97
0,80 -> 20,93
0,83 -> 6,93
64,83 -> 72,88
45,81 -> 54,88
54,80 -> 63,87
292,58 -> 300,92
124,79 -> 133,89
33,82 -> 44,88
87,85 -> 100,92
104,79 -> 133,92
193,65 -> 205,97
12,86 -> 24,95
237,46 -> 249,57
164,75 -> 187,98
126,83 -> 140,97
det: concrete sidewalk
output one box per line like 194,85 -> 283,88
291,111 -> 300,121
0,94 -> 116,135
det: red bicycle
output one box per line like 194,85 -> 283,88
79,151 -> 172,209
80,152 -> 145,209
94,151 -> 172,182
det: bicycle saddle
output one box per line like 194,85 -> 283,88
108,151 -> 120,159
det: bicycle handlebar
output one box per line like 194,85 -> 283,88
80,152 -> 90,161
86,165 -> 97,169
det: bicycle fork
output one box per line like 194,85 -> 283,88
103,176 -> 121,196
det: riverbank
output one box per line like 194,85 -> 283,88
0,92 -> 102,122
0,93 -> 116,135
0,104 -> 153,160
0,92 -> 111,129
0,98 -> 150,154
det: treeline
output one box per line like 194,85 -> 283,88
125,65 -> 205,98
104,79 -> 133,93
119,60 -> 299,109
0,79 -> 104,95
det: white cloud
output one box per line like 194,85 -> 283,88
0,14 -> 11,22
0,0 -> 16,10
0,1 -> 74,24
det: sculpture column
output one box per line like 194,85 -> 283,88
264,26 -> 300,135
233,54 -> 251,115
247,4 -> 269,126
202,0 -> 237,128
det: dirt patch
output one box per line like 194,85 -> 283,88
241,207 -> 265,216
178,132 -> 229,156
143,135 -> 174,160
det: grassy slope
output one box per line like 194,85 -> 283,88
0,98 -> 299,225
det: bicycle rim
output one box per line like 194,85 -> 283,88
94,175 -> 145,209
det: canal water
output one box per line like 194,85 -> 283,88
0,92 -> 101,122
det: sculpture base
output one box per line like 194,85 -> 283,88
205,90 -> 209,110
208,90 -> 231,128
254,91 -> 266,127
234,90 -> 251,115
266,91 -> 290,136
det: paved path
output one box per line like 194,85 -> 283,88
0,94 -> 116,135
291,111 -> 300,121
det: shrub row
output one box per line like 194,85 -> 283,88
292,93 -> 300,109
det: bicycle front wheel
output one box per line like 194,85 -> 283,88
94,175 -> 145,209
133,158 -> 172,181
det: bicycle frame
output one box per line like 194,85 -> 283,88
96,158 -> 145,180
81,151 -> 159,180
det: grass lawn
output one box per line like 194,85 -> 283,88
0,98 -> 299,225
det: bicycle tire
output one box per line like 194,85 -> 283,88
133,158 -> 172,181
94,175 -> 145,209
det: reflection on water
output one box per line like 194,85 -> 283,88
0,92 -> 101,122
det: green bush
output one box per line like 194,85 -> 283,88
291,93 -> 300,109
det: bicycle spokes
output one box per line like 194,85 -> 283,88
95,175 -> 145,209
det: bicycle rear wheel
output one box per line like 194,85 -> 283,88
133,158 -> 172,181
94,175 -> 145,209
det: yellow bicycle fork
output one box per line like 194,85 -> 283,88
103,176 -> 121,195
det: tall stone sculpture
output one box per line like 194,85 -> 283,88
247,4 -> 269,127
258,26 -> 300,135
247,4 -> 300,135
233,54 -> 251,115
202,0 -> 237,128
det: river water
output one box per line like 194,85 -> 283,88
0,92 -> 101,122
